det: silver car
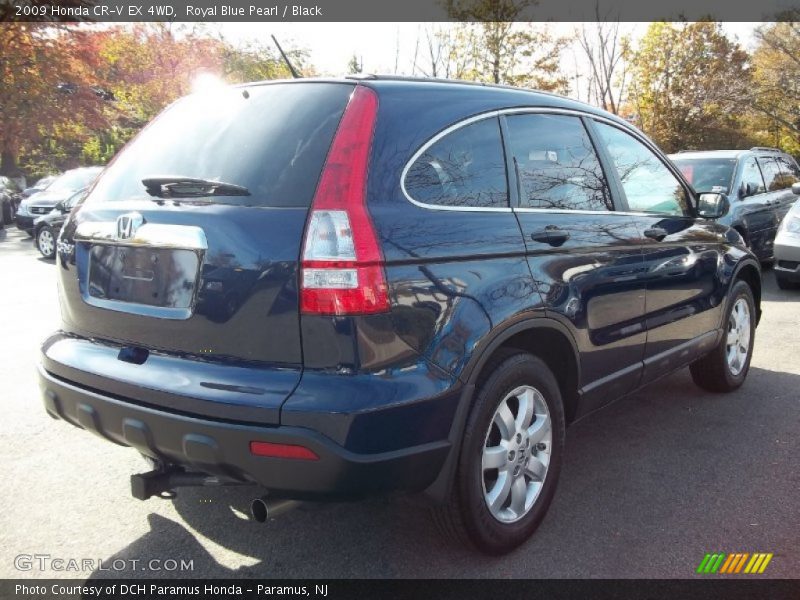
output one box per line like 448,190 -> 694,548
774,182 -> 800,290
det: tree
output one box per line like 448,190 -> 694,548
0,24 -> 107,176
575,20 -> 630,114
347,53 -> 363,75
412,24 -> 475,79
748,19 -> 800,154
443,0 -> 568,91
627,22 -> 752,152
220,37 -> 309,82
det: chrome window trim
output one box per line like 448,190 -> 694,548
400,110 -> 509,212
400,106 -> 638,214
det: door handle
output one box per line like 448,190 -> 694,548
643,227 -> 668,241
531,227 -> 570,247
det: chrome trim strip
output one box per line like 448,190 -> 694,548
74,221 -> 208,251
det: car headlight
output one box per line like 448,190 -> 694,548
781,217 -> 800,235
17,202 -> 29,215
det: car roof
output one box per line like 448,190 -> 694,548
669,148 -> 791,161
240,75 -> 635,129
668,150 -> 748,160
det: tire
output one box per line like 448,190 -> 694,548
433,351 -> 565,555
690,280 -> 756,393
36,225 -> 56,259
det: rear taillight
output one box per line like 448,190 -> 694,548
300,85 -> 390,316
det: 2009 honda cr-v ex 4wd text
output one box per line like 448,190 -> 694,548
40,77 -> 761,554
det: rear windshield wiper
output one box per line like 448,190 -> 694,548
142,176 -> 250,198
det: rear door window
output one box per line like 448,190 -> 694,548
757,157 -> 784,191
504,113 -> 611,211
86,83 -> 354,207
404,117 -> 509,209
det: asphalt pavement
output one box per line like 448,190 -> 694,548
0,225 -> 798,579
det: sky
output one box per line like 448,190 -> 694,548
215,22 -> 761,79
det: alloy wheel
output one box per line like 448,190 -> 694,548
38,228 -> 55,257
726,297 -> 751,376
482,385 -> 552,523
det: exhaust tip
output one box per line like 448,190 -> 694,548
251,497 -> 269,523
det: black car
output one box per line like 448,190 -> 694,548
40,78 -> 761,555
33,188 -> 86,259
15,166 -> 101,234
668,148 -> 800,261
0,175 -> 22,227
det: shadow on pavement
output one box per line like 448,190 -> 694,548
761,269 -> 800,303
85,364 -> 800,579
0,226 -> 36,257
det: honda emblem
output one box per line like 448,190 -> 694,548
116,212 -> 144,240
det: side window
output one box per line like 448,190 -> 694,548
757,157 -> 783,191
595,122 -> 690,216
740,157 -> 766,195
404,117 -> 508,208
504,114 -> 611,211
776,155 -> 800,188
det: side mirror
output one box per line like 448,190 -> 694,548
792,182 -> 800,196
697,193 -> 730,219
739,182 -> 753,198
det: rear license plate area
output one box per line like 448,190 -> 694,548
87,245 -> 199,313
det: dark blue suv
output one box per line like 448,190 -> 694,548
39,78 -> 761,554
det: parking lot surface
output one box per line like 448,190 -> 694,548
1,226 -> 798,579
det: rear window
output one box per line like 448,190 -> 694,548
671,157 -> 736,194
404,117 -> 508,209
86,82 -> 354,208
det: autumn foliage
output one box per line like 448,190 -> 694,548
0,23 -> 302,179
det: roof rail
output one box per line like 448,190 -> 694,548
751,146 -> 782,153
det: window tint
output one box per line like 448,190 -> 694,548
670,157 -> 735,194
405,118 -> 508,208
87,83 -> 353,207
740,157 -> 766,195
757,157 -> 783,191
48,168 -> 102,193
505,114 -> 610,210
776,155 -> 800,188
595,122 -> 689,215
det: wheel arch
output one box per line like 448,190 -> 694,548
732,224 -> 749,247
731,258 -> 761,324
423,316 -> 581,503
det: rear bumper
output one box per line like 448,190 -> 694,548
38,364 -> 451,500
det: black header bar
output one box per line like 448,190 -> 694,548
3,579 -> 800,600
3,0 -> 800,22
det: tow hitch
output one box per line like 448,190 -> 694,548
130,463 -> 302,522
131,465 -> 250,500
